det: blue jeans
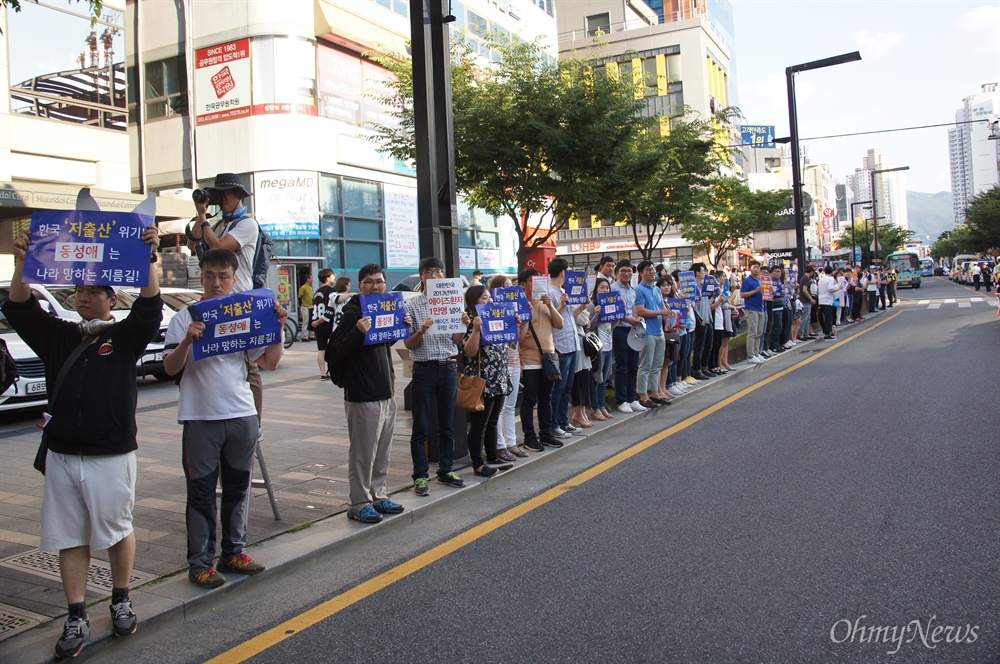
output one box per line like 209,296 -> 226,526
593,349 -> 613,410
549,351 -> 577,429
409,361 -> 457,480
613,326 -> 639,404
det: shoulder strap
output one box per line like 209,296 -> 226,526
527,320 -> 544,353
50,335 -> 96,406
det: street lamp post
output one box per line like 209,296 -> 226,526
785,52 -> 861,272
870,166 -> 909,263
849,200 -> 872,266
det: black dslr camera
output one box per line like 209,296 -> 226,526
192,188 -> 220,206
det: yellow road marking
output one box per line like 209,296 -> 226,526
207,310 -> 904,664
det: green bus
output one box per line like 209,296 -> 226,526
886,250 -> 921,288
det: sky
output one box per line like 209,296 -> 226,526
731,0 -> 1000,193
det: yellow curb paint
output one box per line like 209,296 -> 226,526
207,310 -> 903,664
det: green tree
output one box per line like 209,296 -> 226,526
963,184 -> 1000,251
370,37 -> 648,268
1,1 -> 104,26
594,111 -> 724,262
834,220 -> 913,265
929,225 -> 978,261
684,177 -> 790,269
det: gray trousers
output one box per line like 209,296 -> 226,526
745,310 -> 765,358
345,399 -> 396,515
182,416 -> 258,571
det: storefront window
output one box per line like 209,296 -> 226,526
343,178 -> 382,218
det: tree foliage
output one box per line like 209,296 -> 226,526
963,184 -> 1000,251
684,177 -> 790,269
369,37 -> 649,268
929,225 -> 978,261
833,220 -> 913,265
1,0 -> 104,27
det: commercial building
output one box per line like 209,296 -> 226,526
846,148 -> 909,233
948,83 -> 1000,227
553,0 -> 737,273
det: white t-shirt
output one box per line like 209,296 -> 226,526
817,274 -> 840,305
212,216 -> 259,293
165,307 -> 265,421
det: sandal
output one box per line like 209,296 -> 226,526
602,408 -> 614,419
509,446 -> 529,458
497,450 -> 517,463
570,417 -> 593,429
589,410 -> 608,421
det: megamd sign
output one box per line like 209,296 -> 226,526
253,171 -> 319,239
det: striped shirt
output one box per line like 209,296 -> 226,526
404,294 -> 458,362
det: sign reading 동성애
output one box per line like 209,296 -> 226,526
476,302 -> 518,344
190,289 -> 281,360
425,278 -> 466,334
360,292 -> 410,346
23,211 -> 152,287
491,286 -> 532,321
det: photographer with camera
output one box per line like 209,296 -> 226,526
185,173 -> 265,422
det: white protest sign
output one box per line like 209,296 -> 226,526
425,278 -> 465,334
530,276 -> 548,301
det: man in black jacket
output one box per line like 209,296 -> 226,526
327,263 -> 411,524
3,228 -> 162,659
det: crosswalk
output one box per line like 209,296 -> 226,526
906,297 -> 993,310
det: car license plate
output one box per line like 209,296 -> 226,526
26,382 -> 46,395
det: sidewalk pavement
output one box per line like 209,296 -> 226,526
0,317 -> 858,662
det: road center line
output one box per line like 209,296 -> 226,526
206,310 -> 904,664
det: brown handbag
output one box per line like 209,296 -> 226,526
456,354 -> 486,412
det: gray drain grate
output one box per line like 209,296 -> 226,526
0,549 -> 156,594
0,604 -> 48,640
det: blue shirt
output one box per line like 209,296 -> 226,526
741,275 -> 765,313
634,281 -> 664,336
610,280 -> 636,328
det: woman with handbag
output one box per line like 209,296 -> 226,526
569,299 -> 595,429
456,286 -> 513,478
517,268 -> 564,453
587,279 -> 615,422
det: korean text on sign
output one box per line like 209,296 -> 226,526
530,276 -> 548,301
476,302 -> 518,345
666,298 -> 689,327
23,210 -> 152,287
490,286 -> 532,321
597,292 -> 625,323
677,271 -> 698,301
425,278 -> 466,334
360,291 -> 410,346
702,274 -> 719,296
191,288 -> 281,360
564,271 -> 588,305
760,274 -> 773,301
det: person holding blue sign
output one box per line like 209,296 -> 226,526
4,227 -> 162,659
587,279 -> 615,422
457,286 -> 514,478
327,263 -> 413,524
163,249 -> 287,589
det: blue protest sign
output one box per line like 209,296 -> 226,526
677,271 -> 698,301
476,302 -> 518,344
597,292 -> 625,323
666,298 -> 689,327
23,210 -> 153,287
564,271 -> 588,305
703,274 -> 719,296
360,291 -> 410,346
191,288 -> 281,360
490,286 -> 532,321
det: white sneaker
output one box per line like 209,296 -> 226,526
671,382 -> 688,393
617,403 -> 634,413
629,400 -> 647,412
551,427 -> 571,438
747,356 -> 762,364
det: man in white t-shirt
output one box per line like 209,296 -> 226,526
163,248 -> 287,589
816,265 -> 842,340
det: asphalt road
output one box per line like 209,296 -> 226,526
81,277 -> 1000,664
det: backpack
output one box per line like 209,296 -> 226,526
0,337 -> 19,395
224,216 -> 274,289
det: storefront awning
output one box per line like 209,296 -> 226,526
315,0 -> 409,56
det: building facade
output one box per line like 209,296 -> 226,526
948,83 -> 1000,227
847,148 -> 909,234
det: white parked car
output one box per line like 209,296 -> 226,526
122,287 -> 203,380
0,283 -> 168,381
0,313 -> 48,412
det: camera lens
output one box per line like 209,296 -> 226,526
192,189 -> 207,204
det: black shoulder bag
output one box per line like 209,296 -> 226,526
528,321 -> 561,383
33,336 -> 96,475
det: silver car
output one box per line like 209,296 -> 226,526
0,312 -> 48,412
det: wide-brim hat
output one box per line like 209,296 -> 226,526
627,324 -> 646,352
206,173 -> 252,199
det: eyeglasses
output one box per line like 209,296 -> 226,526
421,268 -> 444,276
361,279 -> 386,287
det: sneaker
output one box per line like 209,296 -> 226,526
348,504 -> 383,524
55,615 -> 90,659
437,471 -> 466,488
823,334 -> 836,340
540,436 -> 564,448
684,377 -> 698,385
629,400 -> 647,412
563,423 -> 580,433
372,498 -> 404,514
551,428 -> 572,439
414,477 -> 430,497
219,553 -> 266,575
523,439 -> 545,452
189,567 -> 226,589
474,465 -> 499,478
617,403 -> 634,413
747,356 -> 762,364
109,598 -> 137,636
